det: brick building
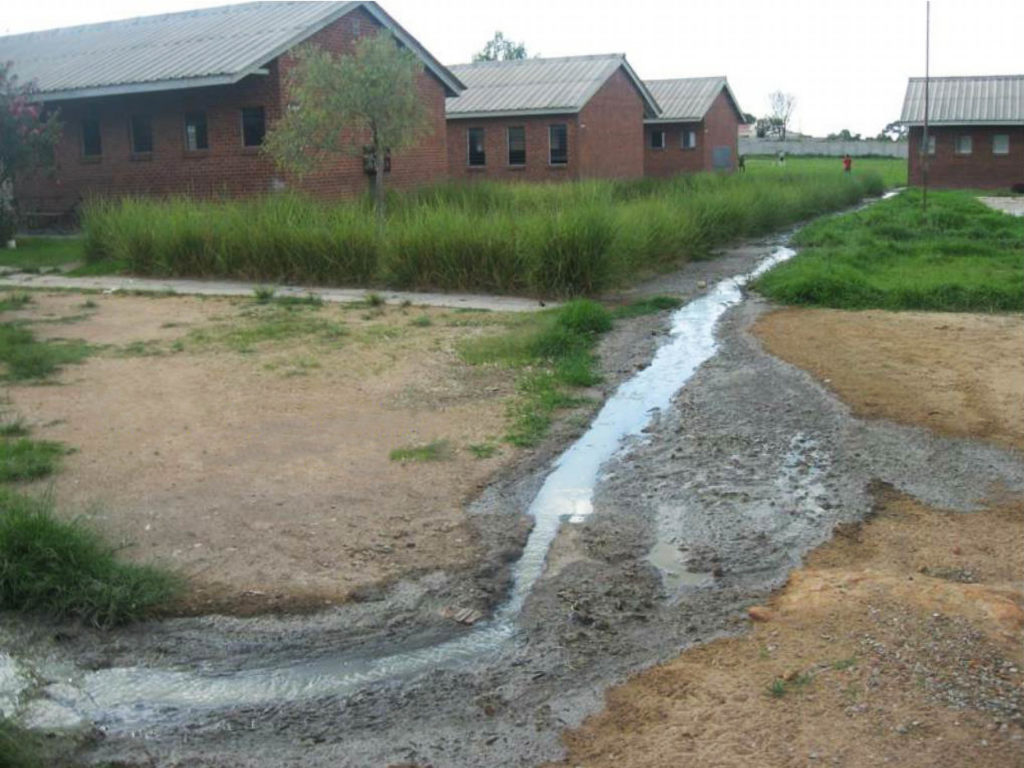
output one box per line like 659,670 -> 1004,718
1,1 -> 464,216
901,75 -> 1024,190
445,55 -> 660,182
643,77 -> 744,177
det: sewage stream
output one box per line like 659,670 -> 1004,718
62,245 -> 797,732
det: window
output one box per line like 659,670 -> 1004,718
993,134 -> 1010,155
241,107 -> 266,147
467,127 -> 486,166
507,126 -> 526,166
682,129 -> 697,149
549,123 -> 568,165
184,111 -> 209,151
925,134 -> 936,155
130,115 -> 153,154
81,117 -> 102,158
954,134 -> 972,155
650,130 -> 665,150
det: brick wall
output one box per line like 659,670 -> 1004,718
577,68 -> 644,179
643,89 -> 740,178
908,125 -> 1024,189
17,6 -> 450,214
446,115 -> 580,182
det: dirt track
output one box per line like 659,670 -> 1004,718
3,233 -> 1023,767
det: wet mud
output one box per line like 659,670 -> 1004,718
4,229 -> 1023,767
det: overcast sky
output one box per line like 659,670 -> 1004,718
3,0 -> 1022,137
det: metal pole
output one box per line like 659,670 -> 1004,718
922,1 -> 930,213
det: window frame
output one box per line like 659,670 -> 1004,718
925,134 -> 936,155
81,117 -> 102,160
548,123 -> 568,166
681,129 -> 698,150
954,134 -> 973,155
649,130 -> 666,150
467,126 -> 486,167
992,133 -> 1010,155
129,114 -> 154,156
507,126 -> 526,167
240,106 -> 266,148
184,110 -> 209,153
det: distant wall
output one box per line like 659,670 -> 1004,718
740,138 -> 908,158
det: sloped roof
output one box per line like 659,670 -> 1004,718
644,76 -> 744,123
446,54 -> 660,119
901,75 -> 1024,125
0,1 -> 464,101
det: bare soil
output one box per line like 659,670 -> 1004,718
552,308 -> 1024,768
3,293 -> 522,614
752,308 -> 1024,451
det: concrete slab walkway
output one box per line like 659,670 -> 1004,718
0,272 -> 548,313
978,196 -> 1024,217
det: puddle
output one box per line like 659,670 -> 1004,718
647,542 -> 714,591
61,245 -> 798,731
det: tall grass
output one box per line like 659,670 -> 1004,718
83,170 -> 886,298
754,188 -> 1024,312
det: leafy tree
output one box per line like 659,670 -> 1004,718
742,111 -> 757,125
473,31 -> 528,62
263,32 -> 428,220
0,62 -> 61,242
755,116 -> 784,139
767,90 -> 797,141
826,128 -> 862,141
876,121 -> 908,142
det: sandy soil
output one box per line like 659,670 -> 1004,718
3,293 -> 521,613
752,308 -> 1024,451
552,308 -> 1024,768
551,491 -> 1024,768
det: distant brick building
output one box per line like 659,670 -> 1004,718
643,77 -> 745,177
1,1 -> 463,217
445,55 -> 660,182
901,75 -> 1024,190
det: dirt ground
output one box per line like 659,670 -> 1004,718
752,308 -> 1024,452
2,292 -> 523,614
552,308 -> 1024,768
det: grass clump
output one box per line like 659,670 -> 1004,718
0,324 -> 92,381
0,437 -> 66,482
252,285 -> 276,303
755,189 -> 1024,312
614,295 -> 684,319
0,489 -> 181,627
389,439 -> 453,462
0,292 -> 33,312
467,442 -> 498,459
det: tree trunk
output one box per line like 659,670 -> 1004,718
374,153 -> 385,226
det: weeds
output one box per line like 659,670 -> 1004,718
410,314 -> 432,327
253,285 -> 276,303
0,437 -> 66,481
0,489 -> 181,627
0,323 -> 92,380
467,442 -> 498,459
614,295 -> 684,319
766,672 -> 814,699
389,439 -> 453,462
0,292 -> 33,312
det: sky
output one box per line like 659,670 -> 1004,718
2,0 -> 1022,138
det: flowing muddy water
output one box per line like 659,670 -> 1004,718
62,246 -> 796,732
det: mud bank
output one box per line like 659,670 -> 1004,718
4,236 -> 1024,767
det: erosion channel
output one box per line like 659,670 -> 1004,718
5,218 -> 1023,767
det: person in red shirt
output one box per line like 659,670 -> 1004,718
843,154 -> 852,173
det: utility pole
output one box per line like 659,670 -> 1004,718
922,1 -> 930,213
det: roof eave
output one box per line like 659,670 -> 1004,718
30,71 -> 265,103
901,119 -> 1024,126
446,108 -> 580,120
644,116 -> 702,125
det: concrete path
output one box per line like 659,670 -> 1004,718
0,272 -> 549,313
978,196 -> 1024,217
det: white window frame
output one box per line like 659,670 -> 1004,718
681,129 -> 697,150
954,134 -> 973,155
650,130 -> 665,150
993,134 -> 1010,155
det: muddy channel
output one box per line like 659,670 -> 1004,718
3,223 -> 1023,767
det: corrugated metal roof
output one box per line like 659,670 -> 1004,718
901,75 -> 1024,125
644,76 -> 742,122
0,1 -> 463,101
446,54 -> 660,119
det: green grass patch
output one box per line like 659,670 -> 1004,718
613,295 -> 684,319
467,442 -> 499,459
186,304 -> 348,353
0,237 -> 84,271
0,489 -> 181,627
81,169 -> 890,298
0,437 -> 66,482
0,292 -> 33,312
0,323 -> 93,380
754,188 -> 1024,312
389,439 -> 453,462
744,155 -> 907,188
